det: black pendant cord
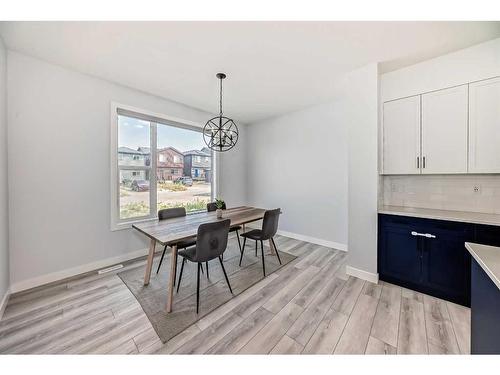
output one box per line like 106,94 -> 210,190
218,75 -> 224,151
219,75 -> 223,117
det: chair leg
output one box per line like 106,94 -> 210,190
239,237 -> 247,266
260,240 -> 266,277
255,240 -> 258,257
196,263 -> 201,314
271,237 -> 282,265
236,230 -> 242,253
156,245 -> 168,274
176,258 -> 186,293
218,256 -> 233,294
206,262 -> 209,279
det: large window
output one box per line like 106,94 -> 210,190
111,105 -> 215,228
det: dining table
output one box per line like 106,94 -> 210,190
132,206 -> 278,313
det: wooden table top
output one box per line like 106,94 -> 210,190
132,206 -> 267,245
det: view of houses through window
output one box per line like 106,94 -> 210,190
117,114 -> 213,221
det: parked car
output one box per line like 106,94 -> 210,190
131,180 -> 150,192
175,176 -> 193,186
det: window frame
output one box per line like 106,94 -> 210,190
110,102 -> 218,231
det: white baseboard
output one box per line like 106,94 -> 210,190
245,222 -> 348,252
346,265 -> 379,284
10,247 -> 152,294
277,229 -> 347,252
0,288 -> 10,320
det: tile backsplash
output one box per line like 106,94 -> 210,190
382,175 -> 500,214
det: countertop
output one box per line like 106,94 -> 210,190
466,242 -> 500,290
378,205 -> 500,227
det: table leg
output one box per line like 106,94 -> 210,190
166,244 -> 178,313
242,224 -> 246,233
144,239 -> 156,285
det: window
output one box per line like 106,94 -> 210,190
111,105 -> 216,228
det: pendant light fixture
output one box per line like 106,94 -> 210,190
203,73 -> 239,152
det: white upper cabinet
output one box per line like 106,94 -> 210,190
382,96 -> 421,175
469,77 -> 500,173
421,85 -> 468,174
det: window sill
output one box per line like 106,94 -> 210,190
111,216 -> 156,232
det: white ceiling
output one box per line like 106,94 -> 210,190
1,21 -> 500,123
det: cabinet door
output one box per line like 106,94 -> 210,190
469,77 -> 500,173
421,85 -> 468,174
378,221 -> 422,286
421,223 -> 472,306
382,96 -> 421,175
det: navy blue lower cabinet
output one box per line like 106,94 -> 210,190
421,224 -> 471,306
378,220 -> 422,286
471,259 -> 500,354
378,214 -> 472,306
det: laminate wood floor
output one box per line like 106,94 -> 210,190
0,234 -> 471,354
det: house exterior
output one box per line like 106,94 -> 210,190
183,148 -> 212,182
157,147 -> 184,181
117,146 -> 149,183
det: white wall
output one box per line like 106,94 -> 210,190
246,101 -> 348,250
245,64 -> 379,276
7,51 -> 246,290
218,124 -> 247,207
345,64 -> 379,277
0,37 -> 9,313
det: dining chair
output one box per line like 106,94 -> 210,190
156,208 -> 197,283
207,202 -> 243,253
239,208 -> 282,277
176,219 -> 233,313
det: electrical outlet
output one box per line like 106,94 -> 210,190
473,185 -> 481,194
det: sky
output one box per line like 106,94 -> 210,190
118,115 -> 206,152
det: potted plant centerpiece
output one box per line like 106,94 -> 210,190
215,198 -> 225,219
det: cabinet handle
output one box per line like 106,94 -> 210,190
411,231 -> 437,239
416,156 -> 419,169
423,156 -> 426,169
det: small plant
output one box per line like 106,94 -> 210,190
215,198 -> 225,210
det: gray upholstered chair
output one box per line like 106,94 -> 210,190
156,208 -> 197,282
207,202 -> 242,253
239,208 -> 282,276
176,219 -> 233,313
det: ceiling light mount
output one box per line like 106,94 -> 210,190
203,73 -> 239,152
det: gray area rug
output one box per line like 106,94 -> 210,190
118,235 -> 296,343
